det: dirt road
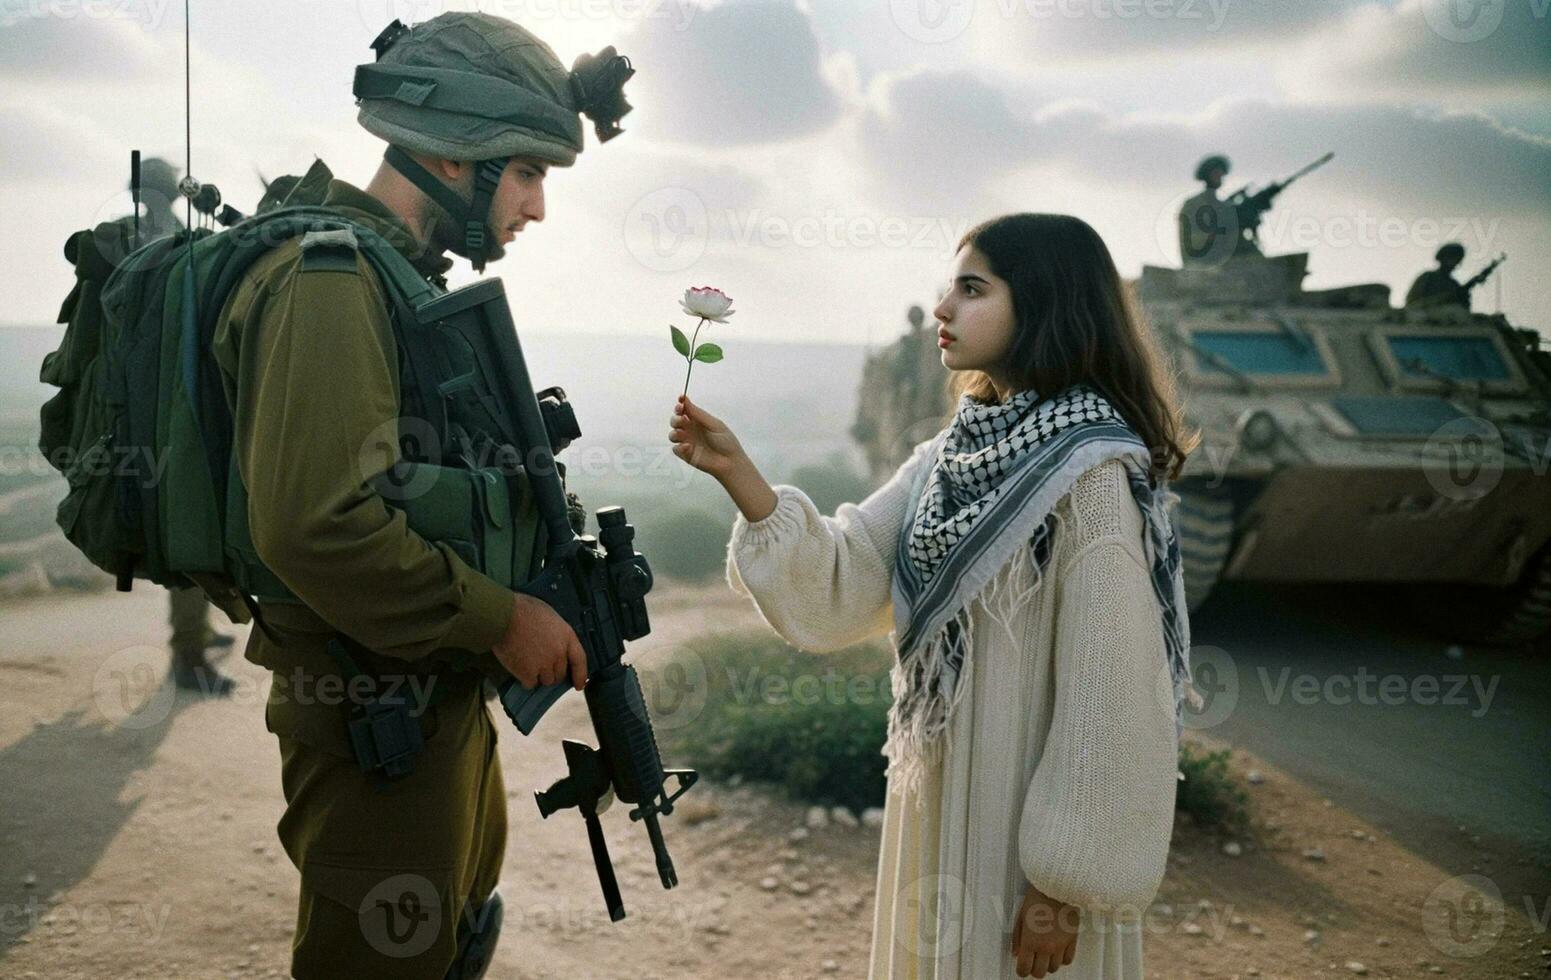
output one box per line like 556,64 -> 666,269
2,584 -> 1546,978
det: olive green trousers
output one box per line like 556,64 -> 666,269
269,672 -> 507,979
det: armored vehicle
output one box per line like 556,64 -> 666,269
852,255 -> 1551,645
1142,252 -> 1551,644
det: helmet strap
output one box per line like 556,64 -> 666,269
383,146 -> 509,272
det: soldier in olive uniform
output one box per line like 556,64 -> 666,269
1178,154 -> 1245,266
209,14 -> 621,977
1406,243 -> 1472,309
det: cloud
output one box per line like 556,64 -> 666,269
0,10 -> 168,79
857,69 -> 1551,219
0,102 -> 121,182
972,0 -> 1346,59
1281,0 -> 1551,104
621,0 -> 842,145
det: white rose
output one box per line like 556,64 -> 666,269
679,286 -> 735,323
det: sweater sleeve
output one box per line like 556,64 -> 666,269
1016,461 -> 1180,913
725,438 -> 937,653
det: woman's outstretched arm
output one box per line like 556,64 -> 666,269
671,395 -> 937,652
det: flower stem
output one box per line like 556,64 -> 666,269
681,317 -> 707,397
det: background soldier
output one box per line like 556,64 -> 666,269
209,14 -> 626,977
1406,243 -> 1506,311
1178,154 -> 1243,265
1406,243 -> 1471,308
115,157 -> 238,694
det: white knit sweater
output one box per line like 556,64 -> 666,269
727,442 -> 1179,979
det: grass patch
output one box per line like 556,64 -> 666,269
1176,741 -> 1249,832
652,631 -> 894,813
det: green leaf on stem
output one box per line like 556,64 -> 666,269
692,343 -> 724,364
671,325 -> 691,357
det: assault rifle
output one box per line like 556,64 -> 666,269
414,279 -> 699,923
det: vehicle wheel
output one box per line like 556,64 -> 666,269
1414,543 -> 1551,646
1171,484 -> 1235,613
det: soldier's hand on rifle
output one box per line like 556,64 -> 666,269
495,594 -> 589,690
669,395 -> 745,479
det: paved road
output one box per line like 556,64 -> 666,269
1191,581 -> 1551,912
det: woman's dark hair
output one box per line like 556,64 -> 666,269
949,213 -> 1197,480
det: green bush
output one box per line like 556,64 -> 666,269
653,632 -> 894,812
635,508 -> 734,583
1175,741 -> 1249,832
789,452 -> 874,516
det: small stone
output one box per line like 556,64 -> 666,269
821,960 -> 839,973
790,880 -> 812,896
1248,924 -> 1264,936
1302,848 -> 1326,862
1182,922 -> 1204,936
759,877 -> 779,892
830,806 -> 859,829
1246,770 -> 1264,785
21,873 -> 36,889
1345,962 -> 1367,975
678,798 -> 721,826
726,773 -> 743,787
788,827 -> 809,843
1376,937 -> 1390,947
805,806 -> 829,830
861,807 -> 885,828
779,848 -> 800,862
1222,841 -> 1242,857
1304,929 -> 1319,943
1230,915 -> 1246,928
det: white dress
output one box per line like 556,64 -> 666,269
726,442 -> 1180,979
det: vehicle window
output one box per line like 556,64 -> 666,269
1387,336 -> 1510,381
1192,330 -> 1327,375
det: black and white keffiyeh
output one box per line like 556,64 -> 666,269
885,384 -> 1194,791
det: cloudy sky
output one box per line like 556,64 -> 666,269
1,0 -> 1547,346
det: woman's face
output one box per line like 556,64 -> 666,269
933,245 -> 1017,389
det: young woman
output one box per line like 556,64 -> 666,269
669,213 -> 1197,979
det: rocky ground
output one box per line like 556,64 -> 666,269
0,584 -> 1546,978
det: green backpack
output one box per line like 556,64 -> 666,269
38,201 -> 549,627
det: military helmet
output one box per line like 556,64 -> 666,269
1195,154 -> 1231,182
1436,242 -> 1465,264
355,12 -> 634,167
352,13 -> 634,270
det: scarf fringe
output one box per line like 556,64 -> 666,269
883,530 -> 1055,803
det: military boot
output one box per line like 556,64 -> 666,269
445,889 -> 503,980
169,646 -> 236,697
